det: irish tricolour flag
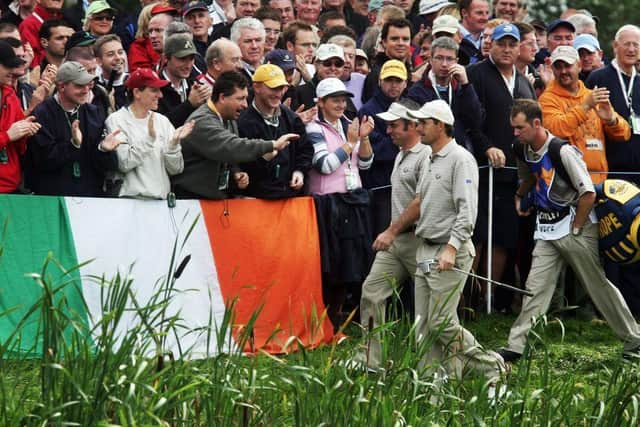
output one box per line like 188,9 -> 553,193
0,195 -> 335,357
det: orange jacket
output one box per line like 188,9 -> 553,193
539,79 -> 631,183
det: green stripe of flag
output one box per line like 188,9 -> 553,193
0,195 -> 90,357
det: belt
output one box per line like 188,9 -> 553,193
400,224 -> 417,234
423,238 -> 444,245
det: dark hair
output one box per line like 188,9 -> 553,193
255,6 -> 282,23
0,22 -> 18,34
443,123 -> 454,136
0,37 -> 21,48
282,20 -> 313,47
514,22 -> 534,38
212,70 -> 249,102
93,34 -> 122,57
39,19 -> 71,40
457,0 -> 474,12
511,98 -> 543,124
319,10 -> 346,29
417,29 -> 433,46
66,45 -> 96,62
381,18 -> 412,42
320,25 -> 357,44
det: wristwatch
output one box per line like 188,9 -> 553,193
572,227 -> 582,236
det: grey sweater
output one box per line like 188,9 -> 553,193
171,103 -> 275,199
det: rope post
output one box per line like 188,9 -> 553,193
487,165 -> 493,314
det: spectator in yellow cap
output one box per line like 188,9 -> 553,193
235,64 -> 314,199
358,58 -> 409,237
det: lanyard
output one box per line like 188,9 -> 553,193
428,70 -> 452,105
613,60 -> 636,113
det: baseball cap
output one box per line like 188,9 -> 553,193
316,77 -> 353,99
65,31 -> 96,52
164,34 -> 197,58
253,64 -> 289,88
547,19 -> 575,34
125,68 -> 170,89
368,0 -> 383,12
355,49 -> 368,61
265,49 -> 295,72
550,45 -> 579,65
56,61 -> 96,85
85,0 -> 115,18
492,23 -> 521,42
407,100 -> 455,125
0,40 -> 25,68
182,0 -> 208,17
573,34 -> 600,53
151,4 -> 179,15
377,102 -> 417,122
380,60 -> 407,81
432,14 -> 459,35
315,43 -> 344,62
419,0 -> 454,15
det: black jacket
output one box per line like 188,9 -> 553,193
237,104 -> 314,199
467,58 -> 536,183
362,52 -> 411,104
313,188 -> 373,283
459,38 -> 482,66
407,69 -> 484,156
586,64 -> 640,183
26,97 -> 117,196
158,76 -> 198,127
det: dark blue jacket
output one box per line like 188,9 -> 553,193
237,104 -> 314,199
408,70 -> 485,156
358,89 -> 398,189
26,97 -> 118,196
586,64 -> 640,184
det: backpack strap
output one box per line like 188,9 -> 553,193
548,138 -> 578,192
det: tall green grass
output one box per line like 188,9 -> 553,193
1,228 -> 640,425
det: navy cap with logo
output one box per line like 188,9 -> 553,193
264,49 -> 295,72
546,19 -> 575,34
0,40 -> 26,68
65,31 -> 97,53
182,0 -> 208,17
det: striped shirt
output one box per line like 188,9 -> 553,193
416,139 -> 479,250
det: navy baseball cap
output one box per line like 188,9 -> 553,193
547,19 -> 575,34
492,23 -> 520,42
182,0 -> 208,17
65,31 -> 96,52
265,49 -> 296,72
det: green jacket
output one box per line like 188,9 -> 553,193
172,103 -> 274,199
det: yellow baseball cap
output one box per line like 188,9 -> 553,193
379,60 -> 407,81
253,64 -> 289,88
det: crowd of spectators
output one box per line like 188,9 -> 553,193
1,0 -> 640,321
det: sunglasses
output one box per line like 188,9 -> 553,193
92,15 -> 115,22
322,59 -> 345,68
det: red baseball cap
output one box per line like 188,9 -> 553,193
126,68 -> 170,89
151,4 -> 179,15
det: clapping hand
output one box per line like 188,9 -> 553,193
100,129 -> 122,151
359,115 -> 375,138
7,116 -> 41,141
171,120 -> 195,146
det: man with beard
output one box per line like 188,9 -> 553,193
94,34 -> 128,111
172,70 -> 299,199
236,64 -> 313,199
26,61 -> 120,196
0,39 -> 41,194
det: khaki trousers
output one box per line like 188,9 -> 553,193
414,240 -> 505,381
507,223 -> 640,353
357,232 -> 420,369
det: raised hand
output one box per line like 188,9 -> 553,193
297,106 -> 317,124
359,115 -> 375,138
274,133 -> 299,151
100,129 -> 122,151
71,119 -> 83,147
7,116 -> 41,141
171,120 -> 195,146
347,117 -> 360,143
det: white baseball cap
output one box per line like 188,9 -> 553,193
377,102 -> 417,122
419,0 -> 454,15
315,43 -> 345,61
432,14 -> 460,35
550,45 -> 580,65
316,77 -> 354,99
408,100 -> 455,125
